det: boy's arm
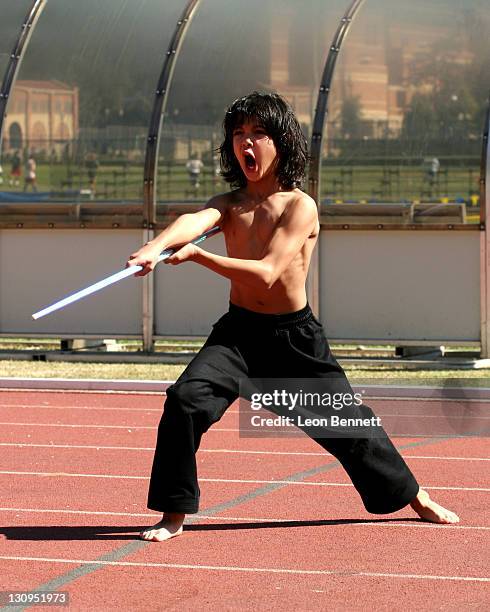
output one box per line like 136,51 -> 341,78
167,195 -> 318,290
126,195 -> 226,276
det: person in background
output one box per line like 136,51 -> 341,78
425,156 -> 440,192
9,150 -> 21,187
186,153 -> 204,190
23,155 -> 37,192
85,152 -> 99,195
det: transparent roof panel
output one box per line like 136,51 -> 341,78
321,0 -> 490,225
0,2 -> 34,82
2,0 -> 487,229
156,0 -> 349,212
5,0 -> 184,205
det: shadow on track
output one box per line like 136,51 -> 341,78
1,517 -> 424,540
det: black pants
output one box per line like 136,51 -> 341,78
148,303 -> 419,514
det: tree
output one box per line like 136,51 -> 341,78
340,96 -> 363,139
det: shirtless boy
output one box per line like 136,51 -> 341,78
127,92 -> 459,542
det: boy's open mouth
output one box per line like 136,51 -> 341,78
244,151 -> 257,171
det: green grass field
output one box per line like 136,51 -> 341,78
0,359 -> 488,387
4,160 -> 481,209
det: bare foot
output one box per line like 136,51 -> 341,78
139,512 -> 185,542
410,489 -> 460,524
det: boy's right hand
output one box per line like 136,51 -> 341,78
126,242 -> 163,277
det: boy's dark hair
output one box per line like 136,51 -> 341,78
219,91 -> 308,189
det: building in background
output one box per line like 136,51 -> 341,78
265,6 -> 475,142
2,80 -> 79,156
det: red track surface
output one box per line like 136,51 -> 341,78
1,388 -> 489,611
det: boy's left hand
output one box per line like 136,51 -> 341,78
165,243 -> 200,265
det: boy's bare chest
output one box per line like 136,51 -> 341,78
224,204 -> 283,257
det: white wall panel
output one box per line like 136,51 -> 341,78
0,230 -> 143,335
0,229 -> 481,343
319,230 -> 480,342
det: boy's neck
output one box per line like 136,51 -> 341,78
242,176 -> 287,202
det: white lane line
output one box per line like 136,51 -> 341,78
403,455 -> 490,461
0,422 -> 156,430
0,470 -> 143,479
0,443 -> 489,463
0,556 -> 488,582
375,414 -> 490,420
2,384 -> 489,400
0,387 -> 168,396
368,397 -> 490,404
0,507 -> 487,530
0,393 -> 488,404
6,404 -> 490,420
0,422 -> 237,431
0,506 -> 159,518
0,443 -> 154,451
3,422 -> 489,435
0,404 -> 163,413
0,470 -> 488,492
2,400 -> 489,413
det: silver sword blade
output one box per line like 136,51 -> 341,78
32,226 -> 221,320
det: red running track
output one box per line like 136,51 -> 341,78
0,388 -> 489,611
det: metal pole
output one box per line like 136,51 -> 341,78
307,0 -> 366,316
142,229 -> 154,352
141,0 -> 201,351
0,0 -> 47,148
480,95 -> 490,358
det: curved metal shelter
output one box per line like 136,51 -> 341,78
0,0 -> 488,355
0,1 -> 47,143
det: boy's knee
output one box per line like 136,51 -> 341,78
165,380 -> 203,414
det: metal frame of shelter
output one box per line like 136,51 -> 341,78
480,95 -> 490,357
307,0 -> 366,316
0,1 -> 47,143
140,0 -> 201,350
